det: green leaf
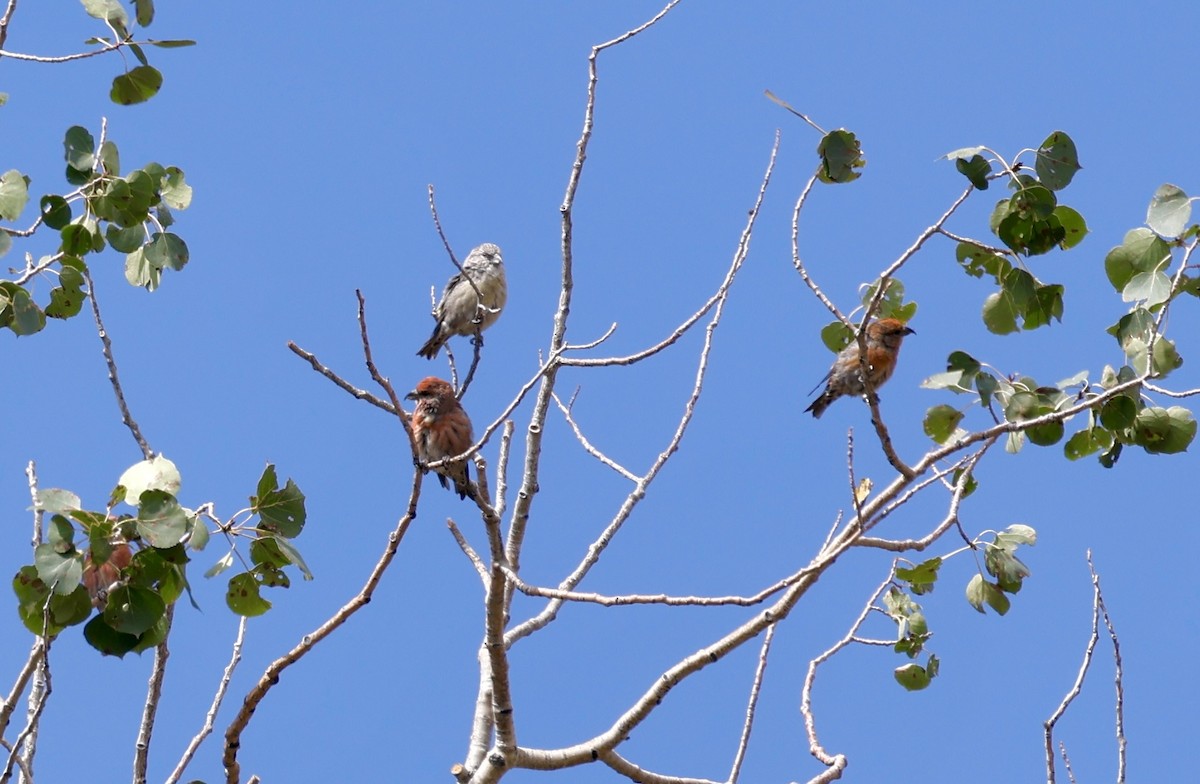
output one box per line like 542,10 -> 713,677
941,145 -> 985,160
83,614 -> 139,657
981,291 -> 1016,335
995,523 -> 1037,547
131,612 -> 171,653
271,535 -> 314,581
106,224 -> 146,253
110,65 -> 163,106
0,231 -> 10,258
955,242 -> 1010,280
253,464 -> 307,538
1146,184 -> 1191,238
1022,283 -> 1064,330
9,287 -> 46,335
145,232 -> 189,271
102,585 -> 165,635
129,43 -> 149,67
819,321 -> 853,353
1122,268 -> 1172,305
1026,420 -> 1064,447
1052,206 -> 1088,249
147,39 -> 197,48
985,545 -> 1031,592
1034,130 -> 1080,190
47,515 -> 75,553
63,126 -> 96,173
894,661 -> 934,691
119,455 -> 182,501
188,514 -> 210,551
98,140 -> 120,175
160,167 -> 192,209
955,154 -> 991,190
50,586 -> 93,629
250,538 -> 290,569
1104,228 -> 1172,293
81,0 -> 129,24
136,490 -> 188,548
61,223 -> 93,256
1011,183 -> 1057,221
34,543 -> 83,595
965,574 -> 1010,615
133,0 -> 154,25
923,405 -> 964,444
1100,396 -> 1137,430
226,573 -> 272,617
1064,427 -> 1113,460
204,552 -> 234,579
36,488 -> 82,514
1133,406 -> 1196,454
816,129 -> 865,184
895,557 -> 941,595
0,170 -> 30,221
1151,337 -> 1182,378
40,195 -> 72,230
125,247 -> 155,289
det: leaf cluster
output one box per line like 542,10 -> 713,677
0,125 -> 193,335
12,459 -> 309,656
885,524 -> 1036,690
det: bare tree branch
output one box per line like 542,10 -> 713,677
505,131 -> 779,647
222,502 -> 420,782
133,604 -> 174,784
800,573 -> 894,783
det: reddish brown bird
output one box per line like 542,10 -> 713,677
405,377 -> 475,499
806,318 -> 915,418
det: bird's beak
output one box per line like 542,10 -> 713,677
404,391 -> 418,401
904,326 -> 916,335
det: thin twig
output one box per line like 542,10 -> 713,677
551,391 -> 637,481
502,563 -> 808,608
165,617 -> 247,784
1044,549 -> 1102,784
729,623 -> 775,784
458,325 -> 485,399
447,518 -> 489,585
83,265 -> 152,458
598,749 -> 719,784
286,342 -> 397,414
1091,553 -> 1125,784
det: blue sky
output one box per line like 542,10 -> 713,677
2,2 -> 1197,782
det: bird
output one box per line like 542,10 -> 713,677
805,318 -> 915,418
417,242 -> 507,359
406,376 -> 475,499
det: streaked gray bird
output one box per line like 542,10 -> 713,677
417,242 -> 507,359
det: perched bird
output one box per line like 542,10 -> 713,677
417,242 -> 507,359
406,376 -> 475,499
806,318 -> 915,418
